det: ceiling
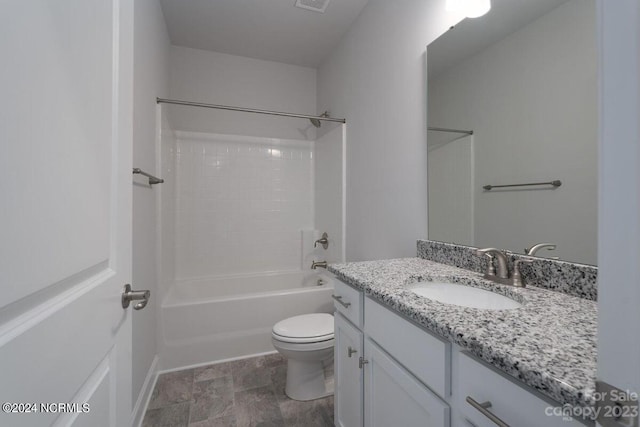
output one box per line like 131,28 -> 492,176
427,0 -> 570,79
159,0 -> 371,68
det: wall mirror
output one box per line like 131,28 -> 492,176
427,0 -> 597,265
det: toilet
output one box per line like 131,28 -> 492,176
272,313 -> 334,401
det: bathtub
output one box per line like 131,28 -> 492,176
160,270 -> 335,370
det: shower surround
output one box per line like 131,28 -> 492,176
158,125 -> 344,370
174,131 -> 315,278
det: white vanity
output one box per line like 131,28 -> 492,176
330,265 -> 595,427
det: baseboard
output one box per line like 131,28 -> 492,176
130,355 -> 159,427
157,350 -> 278,375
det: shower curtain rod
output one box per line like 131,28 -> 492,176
428,126 -> 474,135
156,98 -> 346,124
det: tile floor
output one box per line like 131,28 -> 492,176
143,353 -> 334,427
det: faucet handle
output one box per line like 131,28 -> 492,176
475,248 -> 509,279
480,253 -> 496,276
475,247 -> 504,256
311,260 -> 328,269
314,232 -> 329,250
511,259 -> 534,287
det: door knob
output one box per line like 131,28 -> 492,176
122,284 -> 150,310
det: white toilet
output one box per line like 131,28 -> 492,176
272,313 -> 334,401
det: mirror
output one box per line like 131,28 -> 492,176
427,0 -> 597,265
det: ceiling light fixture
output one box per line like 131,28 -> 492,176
446,0 -> 491,18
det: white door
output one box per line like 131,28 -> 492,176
0,1 -> 134,426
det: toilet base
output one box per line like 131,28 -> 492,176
285,358 -> 334,401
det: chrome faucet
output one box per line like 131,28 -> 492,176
311,260 -> 328,269
476,248 -> 536,287
476,248 -> 509,281
525,243 -> 556,256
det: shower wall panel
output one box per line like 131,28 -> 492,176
174,131 -> 314,279
159,112 -> 177,297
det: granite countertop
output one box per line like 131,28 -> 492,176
328,257 -> 598,410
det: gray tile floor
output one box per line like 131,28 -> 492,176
143,353 -> 334,427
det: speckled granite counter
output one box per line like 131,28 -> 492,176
328,257 -> 597,410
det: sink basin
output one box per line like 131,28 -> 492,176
410,282 -> 522,310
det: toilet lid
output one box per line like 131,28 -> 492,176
272,313 -> 334,343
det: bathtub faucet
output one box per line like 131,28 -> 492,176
311,260 -> 328,269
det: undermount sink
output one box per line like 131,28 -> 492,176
409,282 -> 522,310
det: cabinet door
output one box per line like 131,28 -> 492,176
364,339 -> 449,427
365,297 -> 450,398
335,313 -> 364,427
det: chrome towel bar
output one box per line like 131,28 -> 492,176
132,168 -> 164,185
428,126 -> 474,135
483,180 -> 561,191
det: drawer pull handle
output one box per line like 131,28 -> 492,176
348,346 -> 357,357
332,294 -> 352,308
466,397 -> 510,427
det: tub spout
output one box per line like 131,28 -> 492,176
311,261 -> 328,269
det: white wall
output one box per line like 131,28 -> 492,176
132,0 -> 170,411
314,123 -> 346,264
428,0 -> 597,265
317,0 -> 463,261
168,46 -> 317,140
174,132 -> 314,279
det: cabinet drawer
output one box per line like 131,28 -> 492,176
458,352 -> 584,427
333,279 -> 363,328
364,297 -> 450,399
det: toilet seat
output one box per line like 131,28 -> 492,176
272,313 -> 334,344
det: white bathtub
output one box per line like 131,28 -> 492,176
160,270 -> 335,370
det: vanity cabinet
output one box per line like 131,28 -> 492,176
333,279 -> 449,427
332,278 -> 584,427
